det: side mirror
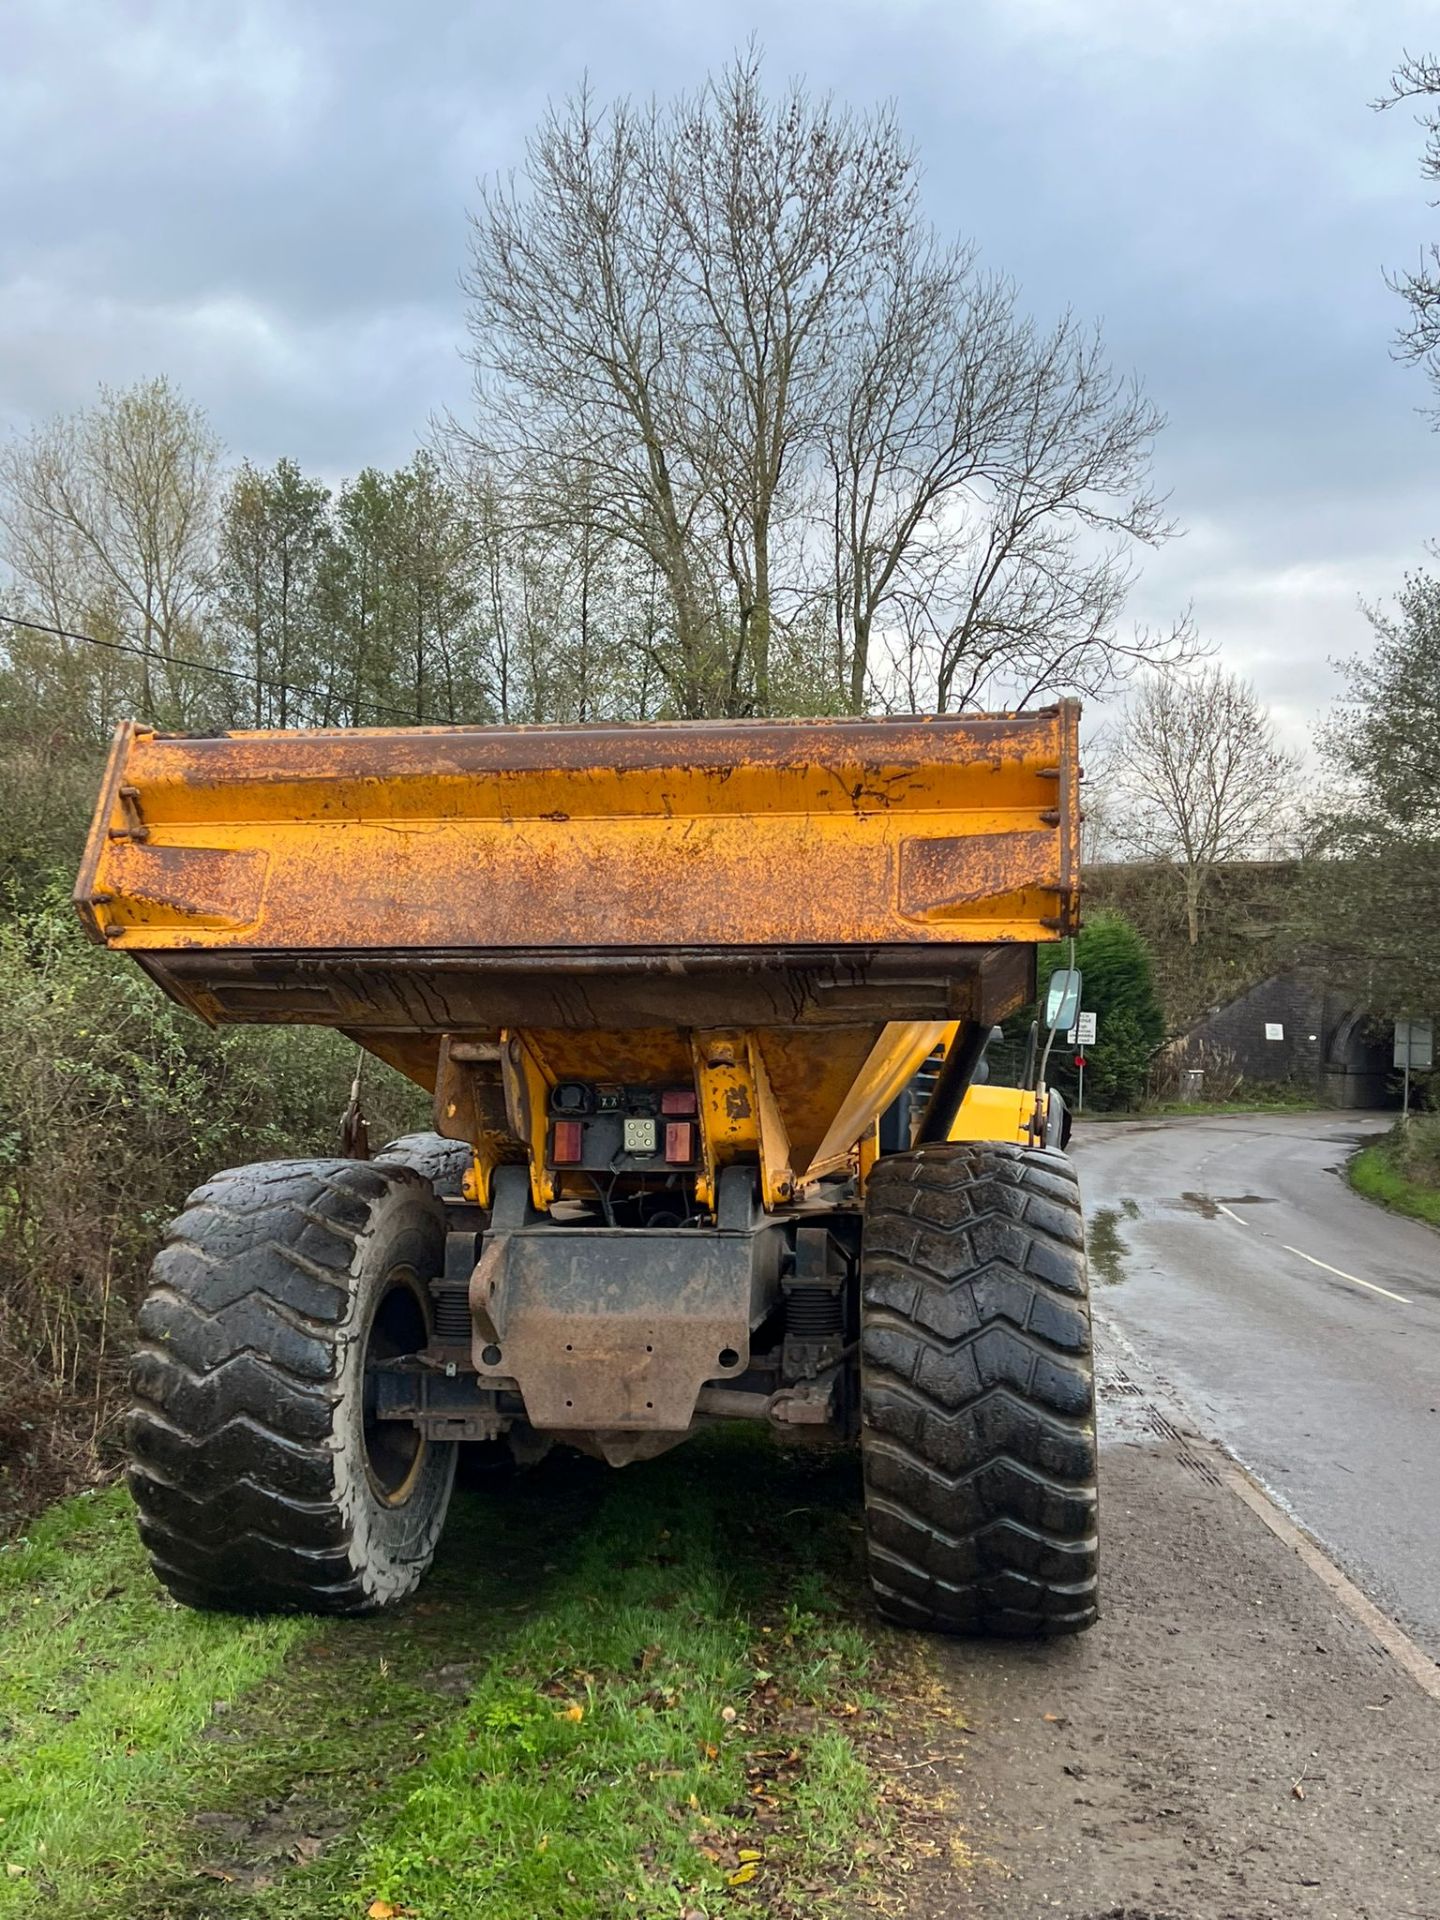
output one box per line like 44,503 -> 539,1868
1045,968 -> 1082,1033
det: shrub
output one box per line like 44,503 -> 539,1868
1030,913 -> 1166,1111
0,879 -> 426,1525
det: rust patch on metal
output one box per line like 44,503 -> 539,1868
76,706 -> 1080,957
101,842 -> 268,932
469,1225 -> 768,1430
898,831 -> 1058,921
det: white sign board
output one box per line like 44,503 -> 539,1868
1066,1012 -> 1098,1047
1394,1019 -> 1434,1070
1264,1023 -> 1284,1041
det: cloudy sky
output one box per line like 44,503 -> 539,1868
3,0 -> 1438,744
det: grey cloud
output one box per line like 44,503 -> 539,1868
1,0 -> 1437,729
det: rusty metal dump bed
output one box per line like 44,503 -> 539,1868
77,707 -> 1079,1012
78,707 -> 1079,1198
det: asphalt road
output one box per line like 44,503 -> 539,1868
910,1359 -> 1440,1920
1073,1110 -> 1440,1661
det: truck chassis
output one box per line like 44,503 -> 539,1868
81,708 -> 1098,1636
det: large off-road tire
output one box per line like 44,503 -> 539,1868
128,1158 -> 457,1614
373,1131 -> 474,1199
860,1141 -> 1098,1638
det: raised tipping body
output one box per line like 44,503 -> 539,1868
80,706 -> 1098,1635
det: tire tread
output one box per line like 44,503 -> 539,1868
861,1140 -> 1098,1638
127,1157 -> 447,1615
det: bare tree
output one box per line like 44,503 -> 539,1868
451,454 -> 672,723
663,54 -> 917,705
1377,52 -> 1440,416
1105,667 -> 1302,945
458,81 -> 732,716
0,377 -> 221,720
826,245 -> 1188,712
457,51 -> 1181,719
882,327 -> 1188,712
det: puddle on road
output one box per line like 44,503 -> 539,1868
1089,1205 -> 1131,1285
1173,1191 -> 1276,1217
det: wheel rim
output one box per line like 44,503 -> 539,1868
362,1267 -> 429,1504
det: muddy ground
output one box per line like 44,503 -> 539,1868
893,1318 -> 1440,1920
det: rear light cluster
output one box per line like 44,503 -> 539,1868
547,1082 -> 699,1169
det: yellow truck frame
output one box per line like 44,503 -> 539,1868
78,706 -> 1097,1637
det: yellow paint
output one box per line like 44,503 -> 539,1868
946,1083 -> 1043,1147
805,1021 -> 955,1179
499,1032 -> 558,1210
74,710 -> 1080,1214
75,710 -> 1079,954
689,1030 -> 794,1210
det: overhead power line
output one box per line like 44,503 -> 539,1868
0,609 -> 424,725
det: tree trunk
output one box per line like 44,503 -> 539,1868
848,610 -> 870,715
752,519 -> 771,712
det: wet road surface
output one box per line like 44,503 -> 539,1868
1073,1111 -> 1440,1660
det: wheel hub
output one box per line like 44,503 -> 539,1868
362,1268 -> 430,1504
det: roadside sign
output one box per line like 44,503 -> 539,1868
1066,1011 -> 1098,1047
1395,1019 -> 1434,1120
1394,1020 -> 1433,1071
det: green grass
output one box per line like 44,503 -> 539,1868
1349,1122 -> 1440,1229
0,1489 -> 307,1910
1080,1091 -> 1320,1121
0,1433 -> 899,1920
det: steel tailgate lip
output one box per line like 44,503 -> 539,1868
129,705 -> 1075,779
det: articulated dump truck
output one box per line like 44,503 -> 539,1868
77,706 -> 1097,1637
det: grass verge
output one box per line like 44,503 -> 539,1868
1349,1118 -> 1440,1229
1,1431 -> 906,1920
1080,1094 -> 1321,1122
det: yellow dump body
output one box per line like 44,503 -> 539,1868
77,707 -> 1079,1206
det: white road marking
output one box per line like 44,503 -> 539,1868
1215,1203 -> 1249,1226
1280,1244 -> 1411,1306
